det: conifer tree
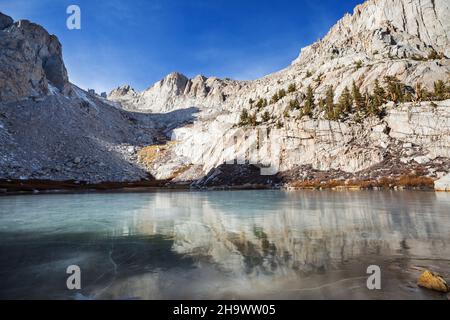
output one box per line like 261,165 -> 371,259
303,85 -> 315,117
278,89 -> 286,99
318,98 -> 326,115
337,86 -> 352,114
372,79 -> 386,107
251,112 -> 258,126
434,80 -> 446,100
414,82 -> 429,102
255,98 -> 267,110
262,111 -> 271,122
325,86 -> 336,120
384,76 -> 404,103
288,83 -> 296,93
352,81 -> 365,111
239,108 -> 249,126
289,99 -> 300,110
270,92 -> 279,104
368,95 -> 379,117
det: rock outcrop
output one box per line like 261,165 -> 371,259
293,0 -> 450,64
435,173 -> 450,191
0,12 -> 71,103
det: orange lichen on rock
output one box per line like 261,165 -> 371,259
137,142 -> 177,167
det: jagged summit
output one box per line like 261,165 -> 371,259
292,0 -> 450,65
108,84 -> 138,102
110,71 -> 237,112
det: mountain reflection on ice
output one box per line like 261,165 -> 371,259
0,190 -> 449,299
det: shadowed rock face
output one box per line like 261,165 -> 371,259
0,12 -> 13,29
0,12 -> 70,102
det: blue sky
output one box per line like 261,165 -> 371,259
0,0 -> 362,93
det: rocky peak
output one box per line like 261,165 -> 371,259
108,84 -> 137,99
0,12 -> 13,29
151,72 -> 189,95
293,0 -> 450,65
0,12 -> 71,102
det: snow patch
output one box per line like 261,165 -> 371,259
47,83 -> 59,96
72,85 -> 99,113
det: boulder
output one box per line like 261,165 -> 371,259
417,270 -> 449,293
435,173 -> 450,191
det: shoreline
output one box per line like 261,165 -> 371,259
0,179 -> 169,195
0,178 -> 445,195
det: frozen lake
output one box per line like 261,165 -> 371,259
0,190 -> 449,299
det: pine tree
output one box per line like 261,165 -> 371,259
414,82 -> 429,102
372,79 -> 386,107
288,83 -> 296,93
262,111 -> 271,122
239,108 -> 249,126
363,89 -> 373,116
318,98 -> 326,114
384,76 -> 404,103
289,99 -> 300,110
368,95 -> 379,117
404,91 -> 413,102
276,120 -> 283,129
255,98 -> 268,110
325,86 -> 336,120
434,80 -> 446,100
303,85 -> 315,117
337,86 -> 352,114
315,73 -> 323,84
270,92 -> 279,104
278,89 -> 286,99
352,81 -> 365,111
248,112 -> 257,126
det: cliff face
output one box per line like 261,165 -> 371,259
293,0 -> 450,65
0,12 -> 71,102
109,0 -> 450,185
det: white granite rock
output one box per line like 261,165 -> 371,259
435,173 -> 450,191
